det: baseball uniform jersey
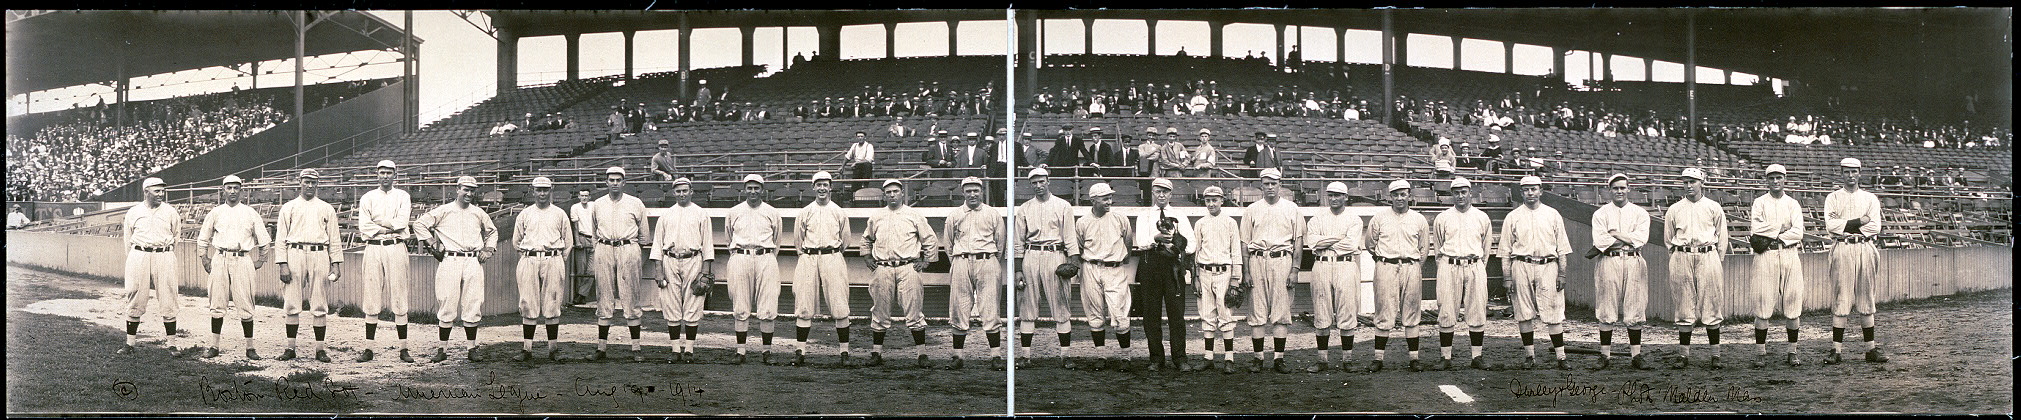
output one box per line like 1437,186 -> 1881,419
276,195 -> 343,326
1749,193 -> 1805,320
726,200 -> 784,333
1015,194 -> 1079,335
357,187 -> 413,324
123,202 -> 183,322
1665,195 -> 1728,327
413,202 -> 498,327
584,192 -> 649,325
514,203 -> 573,320
1500,203 -> 1574,326
1824,187 -> 1882,317
651,202 -> 715,325
865,204 -> 937,332
795,200 -> 852,329
1366,208 -> 1430,333
1430,205 -> 1491,330
1592,201 -> 1652,327
198,202 -> 269,320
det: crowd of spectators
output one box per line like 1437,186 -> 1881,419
792,81 -> 998,121
6,91 -> 290,202
1703,115 -> 2010,149
1031,82 -> 1372,119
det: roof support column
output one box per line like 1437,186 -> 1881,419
1334,26 -> 1344,64
1273,23 -> 1285,66
885,22 -> 898,59
1552,46 -> 1565,79
1599,52 -> 1612,82
564,33 -> 581,81
817,24 -> 841,61
294,10 -> 307,168
623,30 -> 636,80
1452,35 -> 1462,69
948,20 -> 959,57
1017,11 -> 1038,101
1504,40 -> 1515,74
496,26 -> 517,94
678,16 -> 692,102
1209,20 -> 1223,58
780,27 -> 790,70
740,26 -> 755,67
1685,11 -> 1698,140
1380,10 -> 1395,126
1083,18 -> 1093,55
1146,19 -> 1157,55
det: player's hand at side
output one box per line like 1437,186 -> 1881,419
278,263 -> 293,284
201,254 -> 214,273
253,248 -> 267,269
328,262 -> 342,282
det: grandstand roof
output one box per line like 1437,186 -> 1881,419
5,10 -> 416,95
486,9 -> 1006,37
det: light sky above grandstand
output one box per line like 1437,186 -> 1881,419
6,11 -> 1765,123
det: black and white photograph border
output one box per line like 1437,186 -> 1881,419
5,7 -> 2014,416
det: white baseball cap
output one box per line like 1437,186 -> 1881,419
1387,179 -> 1411,192
143,177 -> 166,188
1519,175 -> 1543,186
221,175 -> 243,185
882,179 -> 904,189
1198,128 -> 1212,135
1259,168 -> 1282,180
1681,167 -> 1707,181
1839,158 -> 1862,168
1325,181 -> 1350,194
376,160 -> 397,169
1450,177 -> 1472,189
1087,183 -> 1115,197
298,169 -> 320,179
605,166 -> 627,176
456,176 -> 479,188
531,177 -> 553,188
743,174 -> 766,184
672,177 -> 691,186
811,171 -> 834,182
961,176 -> 983,187
1765,164 -> 1788,175
1145,126 -> 1159,134
1151,178 -> 1173,191
1437,137 -> 1450,145
1201,186 -> 1224,197
1027,167 -> 1049,178
1607,173 -> 1630,184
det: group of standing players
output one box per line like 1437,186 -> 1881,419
113,154 -> 1890,372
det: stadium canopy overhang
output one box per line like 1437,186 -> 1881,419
486,9 -> 1007,38
5,10 -> 417,96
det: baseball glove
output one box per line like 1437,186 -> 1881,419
1582,247 -> 1606,260
1844,218 -> 1865,234
1055,263 -> 1080,281
691,271 -> 715,296
1747,234 -> 1777,254
1225,280 -> 1250,308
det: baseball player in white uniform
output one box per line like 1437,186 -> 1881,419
652,177 -> 714,363
863,179 -> 939,367
119,177 -> 184,356
583,167 -> 650,361
1077,182 -> 1136,372
947,176 -> 1006,370
1664,167 -> 1729,369
1015,167 -> 1081,369
793,171 -> 852,366
1366,179 -> 1430,372
1591,173 -> 1654,370
1500,175 -> 1574,370
413,175 -> 498,363
197,175 -> 271,360
1429,177 -> 1492,370
1824,158 -> 1889,364
726,174 -> 785,364
1191,186 -> 1243,374
1304,181 -> 1364,373
275,169 -> 344,362
512,177 -> 574,362
356,160 -> 415,362
1241,168 -> 1303,374
1749,164 -> 1806,368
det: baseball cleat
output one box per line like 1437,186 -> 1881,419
1407,359 -> 1423,372
1147,361 -> 1163,372
683,352 -> 697,363
1631,355 -> 1652,370
917,354 -> 930,368
355,349 -> 375,362
115,345 -> 135,355
315,350 -> 332,363
548,348 -> 561,361
946,356 -> 963,370
1366,360 -> 1383,373
992,356 -> 1005,371
1865,348 -> 1889,363
866,352 -> 885,366
793,350 -> 807,367
1520,356 -> 1535,370
1305,361 -> 1327,373
428,349 -> 448,363
634,353 -> 646,363
1823,352 -> 1844,365
247,348 -> 264,360
467,350 -> 481,362
1438,358 -> 1453,371
1668,355 -> 1688,369
735,353 -> 748,365
761,351 -> 773,365
1590,356 -> 1612,371
397,349 -> 414,363
1248,358 -> 1264,373
1114,359 -> 1131,372
1090,357 -> 1107,371
276,349 -> 298,361
1785,353 -> 1802,366
668,351 -> 681,364
1470,357 -> 1488,370
1061,357 -> 1077,370
203,347 -> 221,359
1707,355 -> 1722,370
1554,358 -> 1570,370
1751,356 -> 1766,369
588,350 -> 607,361
1272,359 -> 1289,374
1220,360 -> 1236,374
837,352 -> 852,367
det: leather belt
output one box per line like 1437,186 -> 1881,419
1670,245 -> 1715,253
596,238 -> 634,246
1376,256 -> 1421,265
1087,259 -> 1126,268
444,251 -> 480,257
1197,264 -> 1231,272
1603,249 -> 1641,257
874,258 -> 918,267
1024,243 -> 1063,251
800,247 -> 842,255
732,248 -> 776,255
1313,252 -> 1358,262
664,249 -> 702,259
953,252 -> 998,260
1444,255 -> 1482,265
287,243 -> 328,251
1248,249 -> 1294,258
364,239 -> 402,246
216,249 -> 250,257
1761,240 -> 1788,250
520,249 -> 562,257
133,246 -> 172,253
1839,235 -> 1873,244
1512,255 -> 1560,264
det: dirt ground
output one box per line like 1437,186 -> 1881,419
1014,287 -> 2014,414
4,264 -> 1005,415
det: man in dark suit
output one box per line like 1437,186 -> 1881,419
957,132 -> 994,179
922,131 -> 956,169
1047,126 -> 1083,178
1241,131 -> 1282,169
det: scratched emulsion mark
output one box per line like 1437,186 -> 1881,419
1505,378 -> 1765,407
